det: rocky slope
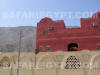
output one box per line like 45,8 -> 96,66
0,26 -> 36,52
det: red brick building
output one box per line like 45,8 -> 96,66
36,12 -> 100,52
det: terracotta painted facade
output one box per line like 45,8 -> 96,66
36,12 -> 100,52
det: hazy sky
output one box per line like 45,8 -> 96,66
0,0 -> 100,27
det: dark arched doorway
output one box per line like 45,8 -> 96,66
68,43 -> 78,51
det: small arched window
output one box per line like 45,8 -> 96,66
96,44 -> 100,49
39,46 -> 43,51
93,22 -> 99,27
45,45 -> 51,50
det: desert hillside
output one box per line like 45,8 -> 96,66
0,26 -> 36,52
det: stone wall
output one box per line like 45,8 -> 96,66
0,50 -> 100,75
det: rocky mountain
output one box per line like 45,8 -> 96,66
0,26 -> 36,52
